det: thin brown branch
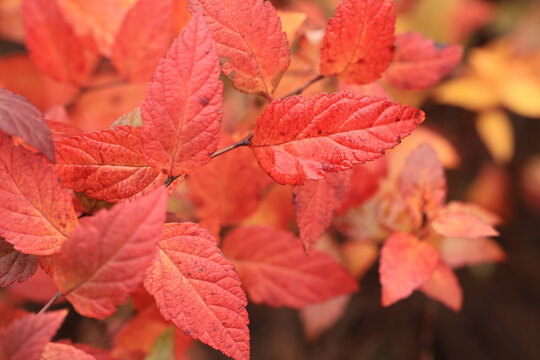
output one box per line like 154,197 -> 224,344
279,74 -> 325,100
37,291 -> 62,315
211,130 -> 254,158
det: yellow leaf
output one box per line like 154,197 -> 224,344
475,110 -> 514,164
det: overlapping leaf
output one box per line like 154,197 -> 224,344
55,126 -> 170,202
431,206 -> 499,238
0,239 -> 38,287
144,222 -> 250,360
188,140 -> 272,225
111,0 -> 173,82
0,310 -> 67,360
40,343 -> 96,360
399,143 -> 446,224
22,0 -> 94,86
140,12 -> 223,178
438,237 -> 506,268
0,88 -> 54,162
420,262 -> 462,312
379,232 -> 439,306
292,171 -> 351,252
221,226 -> 358,308
250,91 -> 424,185
53,188 -> 167,319
384,32 -> 463,90
0,133 -> 78,255
320,0 -> 396,84
192,0 -> 290,98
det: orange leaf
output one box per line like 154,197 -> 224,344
420,262 -> 462,312
432,206 -> 499,239
439,237 -> 506,268
53,188 -> 167,319
221,226 -> 358,308
188,140 -> 272,225
0,88 -> 55,162
55,126 -> 172,202
192,0 -> 290,98
0,239 -> 38,287
399,143 -> 446,224
22,0 -> 95,86
250,92 -> 424,185
40,342 -> 95,360
384,32 -> 463,90
0,310 -> 67,360
0,134 -> 78,255
379,232 -> 439,306
341,241 -> 379,279
140,12 -> 223,178
111,0 -> 173,82
320,0 -> 395,84
292,171 -> 351,252
144,222 -> 250,360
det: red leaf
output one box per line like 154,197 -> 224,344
292,171 -> 351,252
250,92 -> 424,185
439,237 -> 506,268
188,140 -> 272,225
0,134 -> 78,255
0,310 -> 67,360
53,188 -> 167,319
0,88 -> 55,163
399,143 -> 446,224
379,232 -> 439,306
55,126 -> 171,202
221,226 -> 358,308
46,121 -> 83,141
384,32 -> 463,90
40,343 -> 95,360
0,239 -> 38,287
191,0 -> 290,98
337,158 -> 387,214
432,206 -> 499,239
299,295 -> 350,341
320,0 -> 396,84
420,262 -> 463,312
144,222 -> 250,360
111,0 -> 173,82
22,0 -> 94,86
140,12 -> 223,178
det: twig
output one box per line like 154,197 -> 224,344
279,74 -> 325,100
37,291 -> 62,315
211,130 -> 254,158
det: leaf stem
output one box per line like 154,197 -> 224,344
165,175 -> 182,188
279,74 -> 325,100
37,291 -> 62,315
211,130 -> 254,158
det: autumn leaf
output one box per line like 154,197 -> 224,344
55,126 -> 173,202
191,0 -> 290,98
0,88 -> 55,162
111,0 -> 173,82
0,133 -> 78,255
22,0 -> 95,86
221,226 -> 358,308
0,239 -> 38,287
383,32 -> 463,90
292,171 -> 351,252
320,0 -> 396,84
379,232 -> 439,306
0,310 -> 67,360
420,261 -> 462,312
53,188 -> 167,319
187,139 -> 272,225
438,237 -> 506,268
250,91 -> 424,185
399,143 -> 446,225
431,206 -> 499,238
40,343 -> 95,360
140,12 -> 223,178
144,222 -> 250,360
